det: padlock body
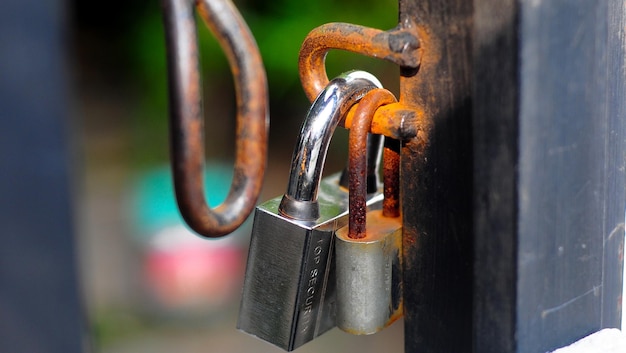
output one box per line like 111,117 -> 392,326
335,210 -> 403,335
238,209 -> 334,350
238,174 -> 383,351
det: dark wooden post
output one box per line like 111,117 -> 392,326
401,0 -> 625,352
399,0 -> 474,351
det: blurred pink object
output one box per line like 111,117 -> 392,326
143,225 -> 245,312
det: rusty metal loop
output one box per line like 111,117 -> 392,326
348,88 -> 398,239
162,0 -> 268,237
299,22 -> 420,102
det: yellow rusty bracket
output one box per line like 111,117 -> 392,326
342,102 -> 424,140
298,22 -> 423,140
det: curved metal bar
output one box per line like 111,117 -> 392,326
162,0 -> 268,237
299,22 -> 420,102
278,71 -> 382,221
338,133 -> 384,194
348,89 -> 398,239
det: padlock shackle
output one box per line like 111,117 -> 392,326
278,71 -> 381,221
348,89 -> 399,239
162,0 -> 268,237
338,133 -> 384,194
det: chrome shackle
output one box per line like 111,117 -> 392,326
278,70 -> 382,221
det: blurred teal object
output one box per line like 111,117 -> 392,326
130,163 -> 247,314
130,163 -> 233,241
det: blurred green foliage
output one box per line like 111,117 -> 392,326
92,308 -> 151,348
123,0 -> 398,167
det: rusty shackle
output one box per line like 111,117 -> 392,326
162,0 -> 268,237
348,88 -> 400,239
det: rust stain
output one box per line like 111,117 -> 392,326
397,23 -> 435,272
383,138 -> 401,218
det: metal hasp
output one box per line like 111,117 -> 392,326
400,1 -> 625,352
162,0 -> 268,237
298,22 -> 423,142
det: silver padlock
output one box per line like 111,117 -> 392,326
237,71 -> 384,351
335,88 -> 403,335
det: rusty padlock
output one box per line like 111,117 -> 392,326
335,88 -> 403,335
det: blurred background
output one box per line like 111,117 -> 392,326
69,0 -> 626,351
48,0 -> 402,351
